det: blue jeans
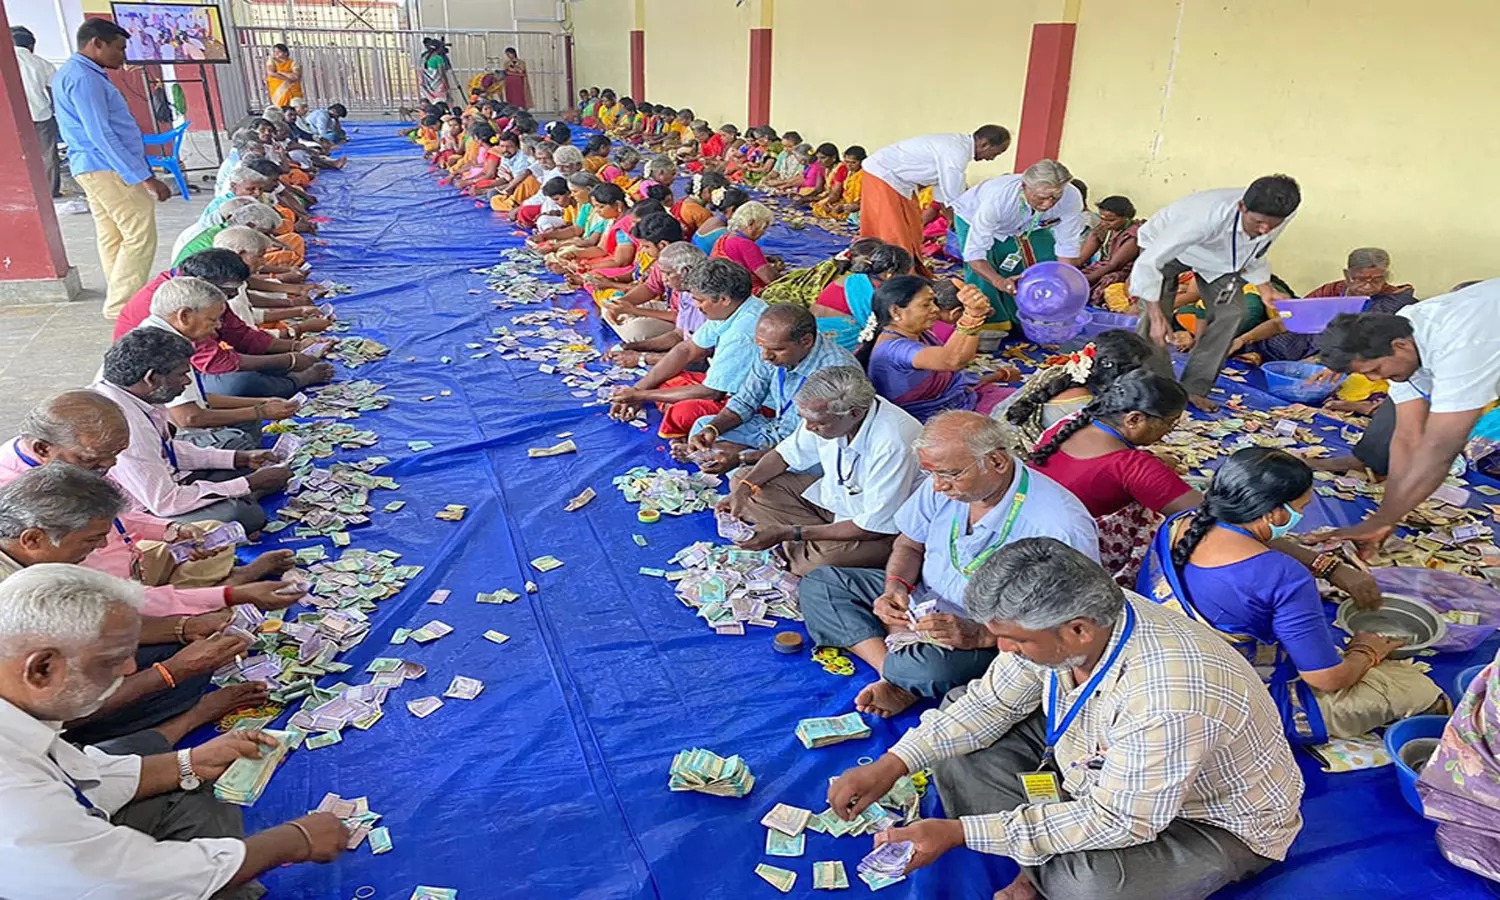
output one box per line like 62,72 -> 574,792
201,369 -> 298,399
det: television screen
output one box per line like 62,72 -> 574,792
110,2 -> 230,64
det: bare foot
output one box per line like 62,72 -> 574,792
855,680 -> 919,718
227,549 -> 296,585
1188,394 -> 1219,413
154,683 -> 271,746
994,872 -> 1040,900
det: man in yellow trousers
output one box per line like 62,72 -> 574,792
51,18 -> 173,319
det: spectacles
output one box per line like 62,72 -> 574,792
928,460 -> 981,483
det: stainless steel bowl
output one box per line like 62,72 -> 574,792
1335,593 -> 1448,659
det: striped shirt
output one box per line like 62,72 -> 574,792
890,594 -> 1304,865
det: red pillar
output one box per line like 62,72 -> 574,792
1013,23 -> 1077,172
747,28 -> 772,129
0,1 -> 72,290
629,30 -> 645,101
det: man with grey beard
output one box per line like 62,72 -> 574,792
826,538 -> 1305,900
0,565 -> 348,898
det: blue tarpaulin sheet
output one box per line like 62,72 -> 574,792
242,124 -> 1499,899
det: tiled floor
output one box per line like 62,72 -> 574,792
1,136 -> 224,434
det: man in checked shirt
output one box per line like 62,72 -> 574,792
828,538 -> 1304,900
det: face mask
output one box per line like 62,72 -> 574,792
1267,504 -> 1303,540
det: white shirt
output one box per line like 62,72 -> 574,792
16,47 -> 57,122
951,175 -> 1086,263
1129,187 -> 1293,303
776,398 -> 924,533
863,133 -> 975,206
0,696 -> 245,899
1387,279 -> 1500,414
140,316 -> 209,409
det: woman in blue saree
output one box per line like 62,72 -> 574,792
1137,447 -> 1442,743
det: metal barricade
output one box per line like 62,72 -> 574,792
233,27 -> 571,119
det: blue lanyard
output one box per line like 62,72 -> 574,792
13,440 -> 41,468
49,751 -> 108,819
1215,522 -> 1260,540
1045,602 -> 1136,761
1090,421 -> 1135,448
776,367 -> 805,417
161,435 -> 179,471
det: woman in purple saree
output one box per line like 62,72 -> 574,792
1419,652 -> 1500,883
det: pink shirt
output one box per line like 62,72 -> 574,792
90,381 -> 251,517
0,439 -> 230,615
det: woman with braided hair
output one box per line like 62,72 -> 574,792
1137,447 -> 1442,743
808,241 -> 914,351
673,172 -> 728,239
1030,370 -> 1198,585
992,329 -> 1154,452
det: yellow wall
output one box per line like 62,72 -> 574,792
569,0 -> 632,95
641,0 -> 753,128
569,0 -> 1500,295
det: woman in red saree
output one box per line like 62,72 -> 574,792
502,47 -> 530,109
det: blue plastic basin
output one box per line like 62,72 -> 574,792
1383,714 -> 1450,814
1453,664 -> 1488,702
1262,361 -> 1343,404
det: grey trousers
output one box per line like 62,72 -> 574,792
107,732 -> 267,900
170,470 -> 269,534
799,566 -> 996,698
65,643 -> 208,746
1136,259 -> 1247,397
177,424 -> 263,452
933,703 -> 1272,900
36,117 -> 61,197
1353,398 -> 1394,476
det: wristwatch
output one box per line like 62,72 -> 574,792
177,748 -> 201,791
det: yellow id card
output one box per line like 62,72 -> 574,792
1018,771 -> 1062,804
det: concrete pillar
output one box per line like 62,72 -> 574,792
1013,1 -> 1081,172
628,0 -> 644,101
747,0 -> 773,128
0,1 -> 81,303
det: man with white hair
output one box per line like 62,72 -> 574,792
799,411 -> 1098,718
949,160 -> 1086,327
92,329 -> 292,532
0,390 -> 298,610
720,366 -> 922,574
0,564 -> 349,899
827,539 -> 1304,900
0,467 -> 277,747
173,198 -> 281,265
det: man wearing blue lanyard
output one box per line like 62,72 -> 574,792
799,411 -> 1099,718
828,539 -> 1305,900
719,366 -> 922,574
1311,279 -> 1500,556
1129,176 -> 1300,413
685,304 -> 858,472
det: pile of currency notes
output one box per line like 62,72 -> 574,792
214,729 -> 297,805
661,541 -> 802,634
795,712 -> 871,749
297,548 -> 424,611
667,748 -> 756,797
812,860 -> 849,890
613,467 -> 723,516
762,802 -> 813,836
265,420 -> 379,462
472,248 -> 577,309
754,863 -> 796,893
328,336 -> 389,368
885,590 -> 960,653
314,792 -> 390,853
857,840 -> 914,890
293,379 -> 393,419
265,458 -> 398,539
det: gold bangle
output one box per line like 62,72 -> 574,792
286,820 -> 315,861
956,326 -> 982,336
702,424 -> 720,440
174,616 -> 189,645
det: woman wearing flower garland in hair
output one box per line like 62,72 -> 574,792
810,242 -> 914,351
859,276 -> 1020,421
990,329 -> 1155,452
1138,447 -> 1443,744
673,172 -> 728,240
1030,369 -> 1200,585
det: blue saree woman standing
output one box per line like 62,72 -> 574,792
1137,447 -> 1442,743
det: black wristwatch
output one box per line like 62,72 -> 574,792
792,526 -> 803,543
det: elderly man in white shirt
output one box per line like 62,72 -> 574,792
92,328 -> 290,534
11,26 -> 61,197
800,410 -> 1099,718
950,159 -> 1086,328
0,564 -> 348,900
1129,176 -> 1301,411
860,125 -> 1011,272
720,366 -> 923,575
1311,279 -> 1500,555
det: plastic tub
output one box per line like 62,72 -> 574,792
1384,714 -> 1449,814
1274,295 -> 1368,333
1262,361 -> 1343,404
1453,664 -> 1488,702
1090,310 -> 1140,331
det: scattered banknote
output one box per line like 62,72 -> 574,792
410,888 -> 457,900
564,487 -> 596,511
483,630 -> 511,644
409,620 -> 453,643
796,712 -> 871,749
435,504 -> 467,521
408,440 -> 435,452
530,556 -> 565,572
444,676 -> 483,700
528,439 -> 577,458
213,729 -> 295,805
754,863 -> 797,894
812,860 -> 849,890
477,589 -> 520,604
406,696 -> 443,718
305,730 -> 342,750
765,828 -> 806,857
761,803 -> 813,837
370,826 -> 392,854
667,748 -> 755,797
426,589 -> 450,605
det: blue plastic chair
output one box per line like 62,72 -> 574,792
142,121 -> 191,202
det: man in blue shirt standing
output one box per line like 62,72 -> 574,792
52,18 -> 173,320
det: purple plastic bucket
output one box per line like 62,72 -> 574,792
1275,295 -> 1368,334
1015,262 -> 1089,321
1019,309 -> 1091,345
